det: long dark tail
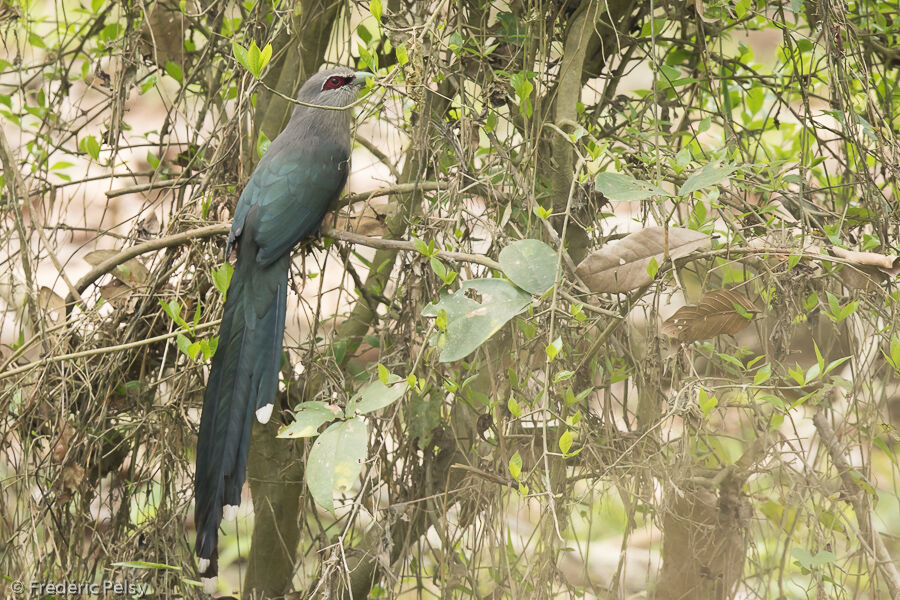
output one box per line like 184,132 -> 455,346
194,252 -> 289,590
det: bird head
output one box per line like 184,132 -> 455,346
297,68 -> 374,108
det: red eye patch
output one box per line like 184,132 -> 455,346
322,75 -> 354,91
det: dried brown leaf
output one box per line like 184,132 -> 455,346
328,201 -> 389,237
100,281 -> 135,311
39,286 -> 65,322
576,227 -> 711,293
661,289 -> 758,342
84,250 -> 150,286
138,211 -> 162,237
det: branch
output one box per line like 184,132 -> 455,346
813,410 -> 900,597
66,182 -> 447,310
65,223 -> 229,311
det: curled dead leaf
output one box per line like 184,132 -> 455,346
576,227 -> 711,293
831,246 -> 899,275
662,289 -> 758,342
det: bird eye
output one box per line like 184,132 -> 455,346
322,75 -> 350,91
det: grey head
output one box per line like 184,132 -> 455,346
296,68 -> 373,109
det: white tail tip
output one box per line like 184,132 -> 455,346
202,576 -> 217,594
198,558 -> 210,572
223,504 -> 238,521
256,403 -> 273,424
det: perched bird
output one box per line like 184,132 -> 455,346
194,68 -> 371,593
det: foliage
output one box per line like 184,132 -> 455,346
1,0 -> 899,598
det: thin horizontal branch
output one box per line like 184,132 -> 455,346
66,223 -> 229,309
69,182 -> 448,307
322,227 -> 501,270
105,177 -> 199,198
0,319 -> 221,381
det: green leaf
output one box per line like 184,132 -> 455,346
244,41 -> 272,78
552,370 -> 574,383
753,364 -> 771,385
499,239 -> 557,295
232,41 -> 249,72
508,450 -> 522,480
758,393 -> 785,410
306,418 -> 368,513
413,237 -> 431,256
377,363 -> 390,384
80,135 -> 100,160
422,278 -> 531,362
345,379 -> 407,415
165,60 -> 183,84
559,429 -> 573,455
545,336 -> 562,361
594,172 -> 668,202
395,44 -> 409,65
277,402 -> 340,438
646,256 -> 659,279
533,204 -> 552,220
507,395 -> 522,417
370,0 -> 382,22
430,256 -> 448,281
159,298 -> 190,331
211,263 -> 233,299
257,130 -> 270,158
678,162 -> 738,196
509,71 -> 534,118
791,547 -> 836,570
698,388 -> 718,416
139,73 -> 158,94
888,335 -> 900,371
813,339 -> 825,373
176,333 -> 192,357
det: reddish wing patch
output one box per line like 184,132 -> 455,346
322,75 -> 354,91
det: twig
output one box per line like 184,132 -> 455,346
322,228 -> 501,270
105,177 -> 199,198
354,133 -> 401,181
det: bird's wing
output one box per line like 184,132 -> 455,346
231,139 -> 349,267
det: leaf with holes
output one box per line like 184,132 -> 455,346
661,289 -> 758,342
344,378 -> 408,416
595,172 -> 668,202
679,162 -> 738,196
423,278 -> 531,362
575,227 -> 710,293
306,418 -> 368,513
